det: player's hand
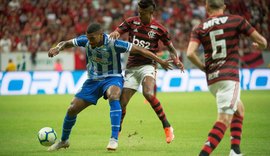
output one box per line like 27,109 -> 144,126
48,47 -> 60,58
160,59 -> 173,71
172,58 -> 185,73
252,42 -> 260,49
109,31 -> 120,39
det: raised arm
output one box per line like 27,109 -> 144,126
186,41 -> 205,72
250,30 -> 268,50
48,39 -> 74,58
130,45 -> 173,71
167,43 -> 184,72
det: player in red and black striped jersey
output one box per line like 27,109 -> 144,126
187,0 -> 267,156
110,0 -> 184,144
115,16 -> 171,68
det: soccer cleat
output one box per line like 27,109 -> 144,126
164,127 -> 175,143
229,149 -> 243,156
106,138 -> 118,151
47,140 -> 70,151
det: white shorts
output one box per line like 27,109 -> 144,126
208,80 -> 240,115
124,65 -> 155,90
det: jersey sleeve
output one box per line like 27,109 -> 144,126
160,29 -> 172,46
238,17 -> 255,36
72,35 -> 88,47
190,27 -> 201,44
114,39 -> 132,53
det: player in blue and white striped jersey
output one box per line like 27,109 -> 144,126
47,23 -> 172,151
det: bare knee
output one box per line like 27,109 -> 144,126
143,91 -> 154,101
67,104 -> 78,116
217,113 -> 234,128
235,100 -> 245,117
67,98 -> 89,116
108,92 -> 121,101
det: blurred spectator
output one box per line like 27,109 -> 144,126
54,58 -> 63,71
0,0 -> 268,68
74,48 -> 86,70
5,58 -> 16,71
0,31 -> 11,53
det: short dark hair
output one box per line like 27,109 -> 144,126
207,0 -> 224,10
87,23 -> 102,34
138,0 -> 156,10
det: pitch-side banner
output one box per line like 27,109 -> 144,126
0,69 -> 269,95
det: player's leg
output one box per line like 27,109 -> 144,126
199,81 -> 240,156
48,79 -> 98,151
120,88 -> 136,132
61,98 -> 91,141
48,98 -> 91,151
120,67 -> 139,132
230,100 -> 244,155
142,75 -> 174,143
103,77 -> 123,150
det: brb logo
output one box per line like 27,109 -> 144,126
132,36 -> 150,49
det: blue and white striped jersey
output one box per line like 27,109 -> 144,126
72,34 -> 132,79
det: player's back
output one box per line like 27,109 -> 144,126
192,14 -> 255,85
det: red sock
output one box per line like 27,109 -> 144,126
148,96 -> 170,128
230,114 -> 243,153
199,122 -> 227,156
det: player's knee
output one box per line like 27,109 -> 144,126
108,93 -> 120,101
67,104 -> 78,116
217,118 -> 231,127
236,101 -> 245,117
143,91 -> 154,101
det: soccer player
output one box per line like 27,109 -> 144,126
109,0 -> 184,144
186,0 -> 267,156
47,23 -> 172,151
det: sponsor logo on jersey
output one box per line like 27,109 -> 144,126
95,49 -> 110,58
203,16 -> 228,29
132,36 -> 151,49
91,56 -> 112,65
208,70 -> 220,80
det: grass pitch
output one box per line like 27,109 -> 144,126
0,91 -> 269,156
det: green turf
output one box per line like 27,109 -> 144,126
0,91 -> 269,156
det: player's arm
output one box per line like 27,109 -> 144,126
109,19 -> 130,39
131,45 -> 173,71
250,30 -> 267,50
167,43 -> 184,72
109,31 -> 120,39
48,40 -> 74,58
186,41 -> 205,72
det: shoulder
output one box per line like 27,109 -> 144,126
75,35 -> 88,40
125,16 -> 139,22
224,14 -> 244,23
151,19 -> 168,32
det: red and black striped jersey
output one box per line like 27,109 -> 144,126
116,16 -> 172,68
190,14 -> 255,85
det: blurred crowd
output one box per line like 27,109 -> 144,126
0,0 -> 269,55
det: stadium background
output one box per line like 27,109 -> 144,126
0,1 -> 270,156
0,0 -> 269,94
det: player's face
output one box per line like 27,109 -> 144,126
138,5 -> 154,25
86,31 -> 103,47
